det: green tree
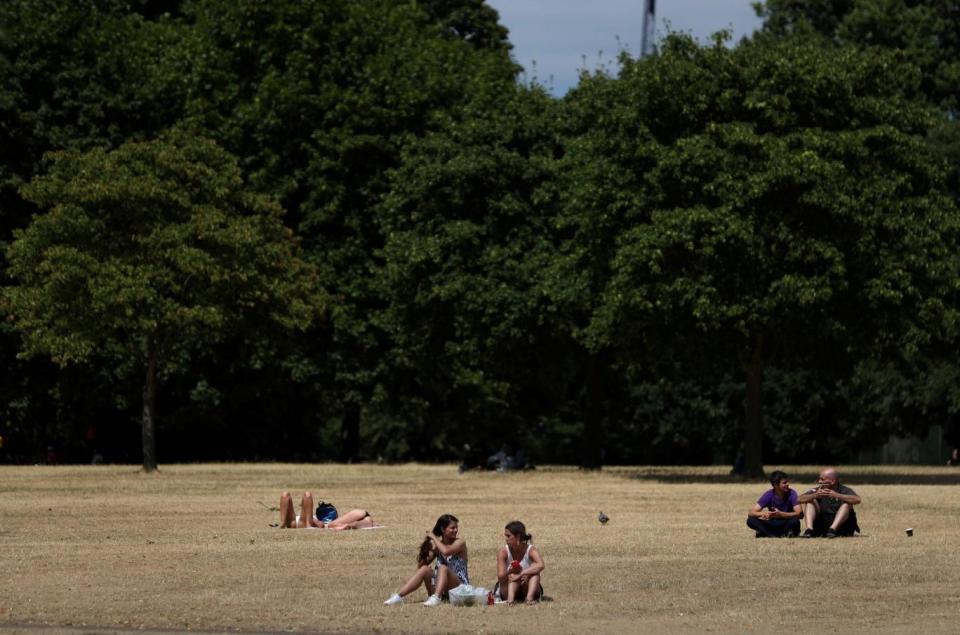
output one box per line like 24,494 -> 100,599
0,0 -> 189,232
0,1 -> 196,461
375,85 -> 563,460
3,134 -> 320,471
754,0 -> 960,112
175,0 -> 519,459
563,35 -> 959,476
415,0 -> 514,52
1,0 -> 520,461
752,0 -> 856,42
754,0 -> 960,450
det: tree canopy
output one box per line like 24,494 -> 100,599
1,0 -> 959,468
560,35 -> 959,474
754,0 -> 960,112
4,134 -> 320,470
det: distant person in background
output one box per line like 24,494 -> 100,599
730,444 -> 745,476
746,470 -> 802,538
277,491 -> 379,529
487,444 -> 532,471
798,467 -> 861,538
460,443 -> 534,472
384,513 -> 468,607
495,520 -> 545,604
458,442 -> 491,473
947,448 -> 959,466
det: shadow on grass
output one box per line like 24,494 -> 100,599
629,469 -> 960,486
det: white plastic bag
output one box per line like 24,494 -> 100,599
448,584 -> 490,606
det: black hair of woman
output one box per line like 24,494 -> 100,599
418,514 -> 459,565
505,520 -> 532,542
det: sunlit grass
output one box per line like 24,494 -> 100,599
1,463 -> 958,633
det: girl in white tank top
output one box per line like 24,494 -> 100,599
496,520 -> 545,604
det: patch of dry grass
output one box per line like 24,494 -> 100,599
1,463 -> 959,634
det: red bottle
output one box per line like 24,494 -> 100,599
487,591 -> 495,605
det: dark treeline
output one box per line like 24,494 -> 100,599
1,1 -> 959,474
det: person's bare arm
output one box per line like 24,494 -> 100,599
747,503 -> 771,519
496,547 -> 509,585
819,488 -> 861,506
777,503 -> 803,519
762,504 -> 802,520
522,547 -> 544,577
430,534 -> 466,558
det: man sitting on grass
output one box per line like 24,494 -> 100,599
798,467 -> 861,538
746,470 -> 802,537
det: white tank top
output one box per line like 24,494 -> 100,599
504,543 -> 534,569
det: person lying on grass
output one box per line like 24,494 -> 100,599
746,470 -> 802,538
384,514 -> 468,606
495,520 -> 544,604
798,467 -> 861,538
277,491 -> 380,529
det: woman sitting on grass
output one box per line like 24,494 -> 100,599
495,520 -> 545,604
384,513 -> 468,606
277,491 -> 379,529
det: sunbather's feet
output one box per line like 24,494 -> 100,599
384,593 -> 403,606
423,594 -> 442,607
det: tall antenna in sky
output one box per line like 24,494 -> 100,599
641,0 -> 656,57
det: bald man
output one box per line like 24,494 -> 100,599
797,467 -> 861,538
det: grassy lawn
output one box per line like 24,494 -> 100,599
1,463 -> 958,634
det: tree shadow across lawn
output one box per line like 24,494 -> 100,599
627,467 -> 960,486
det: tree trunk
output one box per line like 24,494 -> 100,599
340,403 -> 360,463
581,350 -> 604,470
743,333 -> 765,478
141,341 -> 158,473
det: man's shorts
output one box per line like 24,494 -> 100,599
813,514 -> 859,536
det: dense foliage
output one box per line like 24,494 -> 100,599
1,0 -> 957,471
5,134 -> 320,470
560,35 -> 959,475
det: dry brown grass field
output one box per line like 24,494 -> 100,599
1,463 -> 959,634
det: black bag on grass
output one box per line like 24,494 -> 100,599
316,501 -> 338,523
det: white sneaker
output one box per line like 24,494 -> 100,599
423,594 -> 442,607
383,594 -> 403,606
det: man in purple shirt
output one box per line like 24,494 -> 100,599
746,470 -> 803,537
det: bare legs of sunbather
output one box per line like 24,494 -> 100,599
279,491 -> 319,528
278,491 -> 380,529
327,508 -> 380,530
